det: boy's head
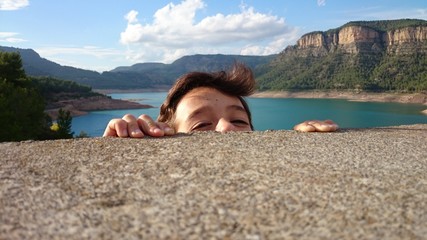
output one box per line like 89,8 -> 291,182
158,63 -> 256,132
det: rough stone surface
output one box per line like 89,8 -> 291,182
1,125 -> 427,239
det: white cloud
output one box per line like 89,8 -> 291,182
35,46 -> 125,72
0,0 -> 29,10
377,8 -> 427,20
0,32 -> 26,43
339,7 -> 427,21
120,0 -> 298,63
36,45 -> 120,57
0,32 -> 17,38
317,0 -> 326,7
241,27 -> 300,56
125,10 -> 139,24
416,8 -> 427,17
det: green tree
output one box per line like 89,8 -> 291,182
56,108 -> 74,139
0,51 -> 50,142
0,52 -> 26,84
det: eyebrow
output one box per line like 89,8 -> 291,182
186,104 -> 247,122
227,104 -> 247,114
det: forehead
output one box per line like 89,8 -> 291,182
177,87 -> 243,108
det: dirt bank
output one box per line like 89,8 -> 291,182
251,91 -> 427,105
45,95 -> 153,120
94,87 -> 170,94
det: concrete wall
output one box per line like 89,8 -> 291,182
1,125 -> 426,239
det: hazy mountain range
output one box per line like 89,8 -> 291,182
0,45 -> 274,89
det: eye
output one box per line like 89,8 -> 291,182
231,119 -> 249,126
191,122 -> 213,131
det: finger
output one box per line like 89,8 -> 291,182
157,122 -> 175,136
311,121 -> 331,132
311,120 -> 339,132
103,119 -> 128,137
293,122 -> 316,132
122,114 -> 144,138
324,119 -> 336,124
327,121 -> 339,131
137,114 -> 164,137
325,120 -> 339,131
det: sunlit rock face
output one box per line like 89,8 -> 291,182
294,25 -> 427,56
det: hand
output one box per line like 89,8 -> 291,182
293,120 -> 339,132
103,114 -> 175,138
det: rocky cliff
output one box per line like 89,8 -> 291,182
296,24 -> 427,56
257,19 -> 427,91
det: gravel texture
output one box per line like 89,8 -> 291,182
1,125 -> 426,239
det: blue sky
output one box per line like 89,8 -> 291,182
1,0 -> 426,72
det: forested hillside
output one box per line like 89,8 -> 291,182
30,77 -> 102,103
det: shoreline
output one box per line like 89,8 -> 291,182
251,91 -> 427,115
94,87 -> 170,94
45,96 -> 153,120
251,90 -> 427,105
96,88 -> 427,105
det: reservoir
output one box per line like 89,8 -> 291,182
72,92 -> 427,137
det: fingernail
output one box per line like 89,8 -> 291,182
132,129 -> 142,135
152,128 -> 162,134
120,129 -> 128,137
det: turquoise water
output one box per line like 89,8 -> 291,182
72,92 -> 427,137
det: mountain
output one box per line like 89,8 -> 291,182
0,46 -> 103,84
109,54 -> 276,88
111,54 -> 275,73
3,19 -> 425,92
257,19 -> 427,92
0,46 -> 274,89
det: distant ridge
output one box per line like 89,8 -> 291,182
0,46 -> 274,89
0,46 -> 100,81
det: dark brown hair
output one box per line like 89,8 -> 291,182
158,63 -> 256,129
